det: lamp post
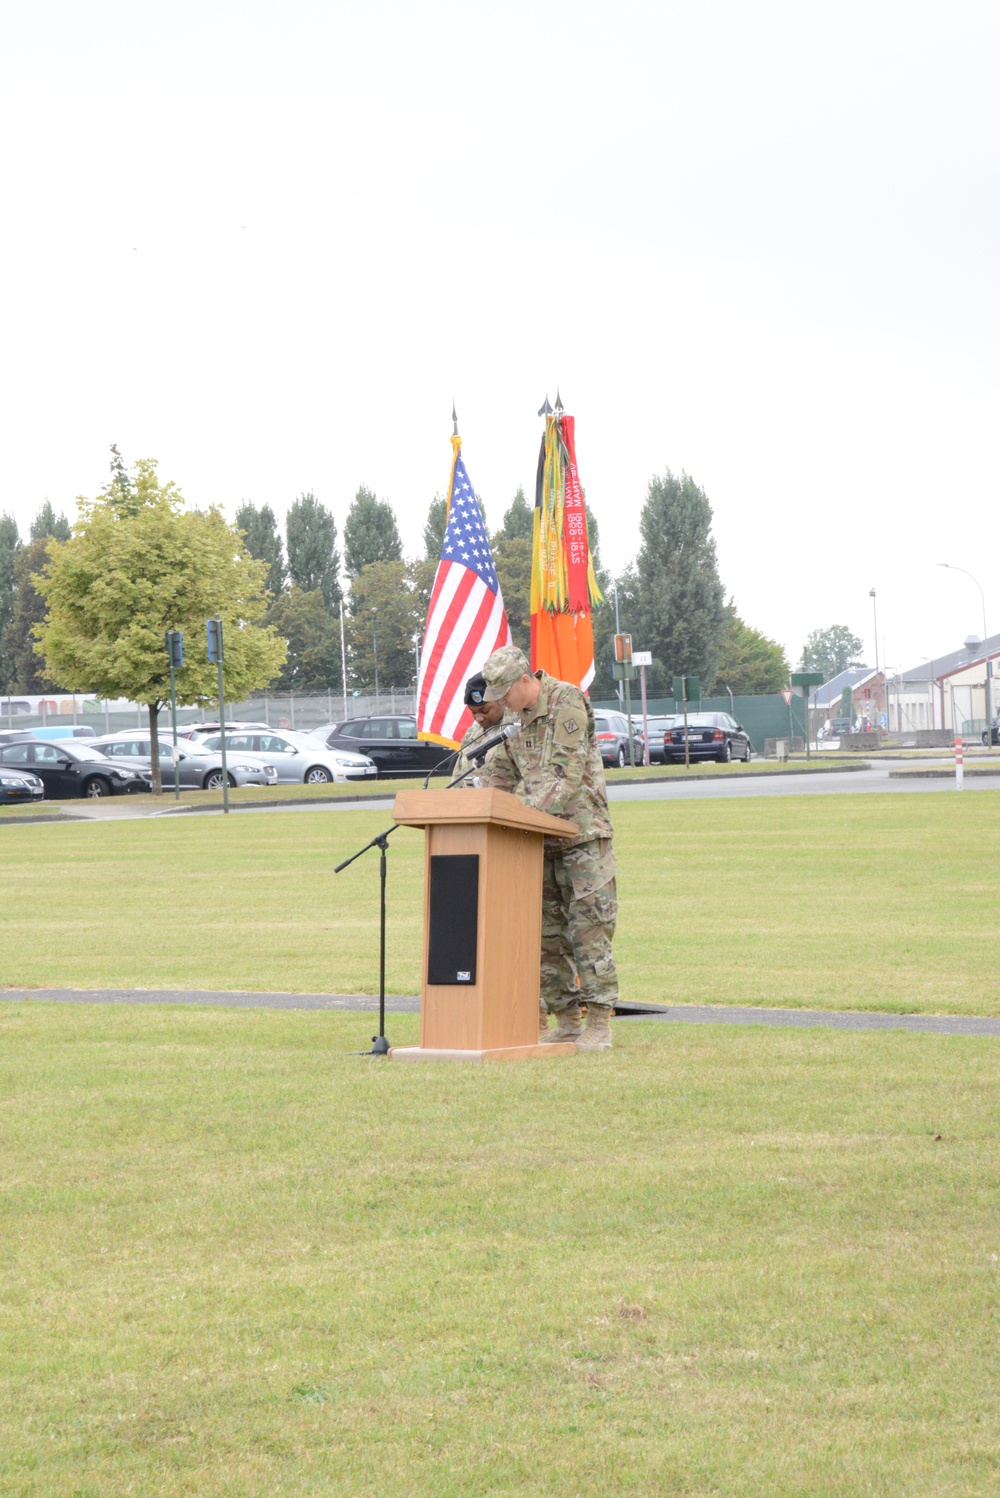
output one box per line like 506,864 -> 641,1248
371,608 -> 379,698
869,588 -> 882,734
940,563 -> 988,746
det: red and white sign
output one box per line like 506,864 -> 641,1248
781,688 -> 793,704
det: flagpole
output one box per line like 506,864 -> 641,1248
445,400 -> 461,523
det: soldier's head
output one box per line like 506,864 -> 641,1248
464,672 -> 504,730
482,645 -> 539,712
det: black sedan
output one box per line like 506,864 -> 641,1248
311,716 -> 457,778
0,740 -> 152,797
0,764 -> 46,804
663,712 -> 752,764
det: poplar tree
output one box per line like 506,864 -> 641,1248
635,470 -> 727,692
285,492 -> 341,607
343,486 -> 402,578
235,502 -> 286,596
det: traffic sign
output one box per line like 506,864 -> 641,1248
781,688 -> 793,704
632,650 -> 652,667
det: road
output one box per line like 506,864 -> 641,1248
15,757 -> 995,823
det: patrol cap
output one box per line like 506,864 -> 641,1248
464,672 -> 487,707
482,644 -> 531,701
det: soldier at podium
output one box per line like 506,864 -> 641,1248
453,673 -> 505,782
478,645 -> 618,1052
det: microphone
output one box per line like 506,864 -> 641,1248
465,721 -> 521,763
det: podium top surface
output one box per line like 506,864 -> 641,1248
393,787 -> 578,840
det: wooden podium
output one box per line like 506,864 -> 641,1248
389,787 -> 579,1062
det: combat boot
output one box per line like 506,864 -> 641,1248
540,1002 -> 584,1044
574,1004 -> 613,1052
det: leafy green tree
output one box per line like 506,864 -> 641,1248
285,492 -> 340,608
490,535 -> 532,655
236,502 -> 286,596
715,600 -> 789,695
423,494 -> 448,559
0,514 -> 21,691
8,538 -> 55,692
840,684 -> 855,721
802,624 -> 864,680
501,486 -> 533,540
343,486 -> 402,579
29,501 -> 71,543
347,561 -> 426,690
634,470 -> 727,694
34,454 -> 285,792
267,587 -> 342,691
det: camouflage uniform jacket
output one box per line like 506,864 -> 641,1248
477,671 -> 613,851
453,719 -> 508,785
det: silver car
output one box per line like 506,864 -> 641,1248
92,733 -> 279,789
197,728 -> 378,784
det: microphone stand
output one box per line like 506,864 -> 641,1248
334,754 -> 480,1055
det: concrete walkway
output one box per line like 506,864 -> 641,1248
2,989 -> 996,1037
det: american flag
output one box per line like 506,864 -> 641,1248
416,451 -> 512,748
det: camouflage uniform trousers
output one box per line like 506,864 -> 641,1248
540,837 -> 618,1014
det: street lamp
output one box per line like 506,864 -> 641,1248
938,563 -> 992,743
371,608 -> 379,698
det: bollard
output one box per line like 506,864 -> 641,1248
955,736 -> 963,789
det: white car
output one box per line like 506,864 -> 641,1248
196,728 -> 378,785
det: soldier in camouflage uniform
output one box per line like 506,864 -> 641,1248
453,673 -> 506,783
479,644 -> 617,1052
454,671 -> 553,1039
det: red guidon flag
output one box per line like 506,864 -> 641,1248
531,408 -> 603,688
416,435 -> 512,749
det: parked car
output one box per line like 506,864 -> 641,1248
663,712 -> 752,763
0,764 -> 46,804
92,733 -> 279,790
182,720 -> 271,740
982,715 -> 1000,747
19,724 -> 97,740
0,740 -> 152,797
643,715 -> 682,764
197,728 -> 377,784
592,710 -> 644,768
311,716 -> 457,778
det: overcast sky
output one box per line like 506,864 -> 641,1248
2,1 -> 998,673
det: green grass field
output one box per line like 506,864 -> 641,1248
0,1003 -> 996,1496
3,792 -> 999,1015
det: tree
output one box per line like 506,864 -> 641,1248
34,454 -> 285,793
0,514 -> 21,691
8,538 -> 55,692
266,587 -> 342,691
802,624 -> 864,680
501,486 -> 533,540
347,560 -> 425,690
29,501 -> 71,543
236,502 -> 285,596
423,494 -> 448,559
715,600 -> 789,695
634,470 -> 727,694
285,492 -> 340,608
343,486 -> 402,579
490,534 -> 532,655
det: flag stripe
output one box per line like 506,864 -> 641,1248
428,582 -> 505,740
416,443 -> 513,750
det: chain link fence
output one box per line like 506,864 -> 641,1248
2,692 -> 417,737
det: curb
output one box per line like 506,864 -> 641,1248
888,768 -> 1000,780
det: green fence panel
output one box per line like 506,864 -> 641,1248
592,694 -> 806,753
